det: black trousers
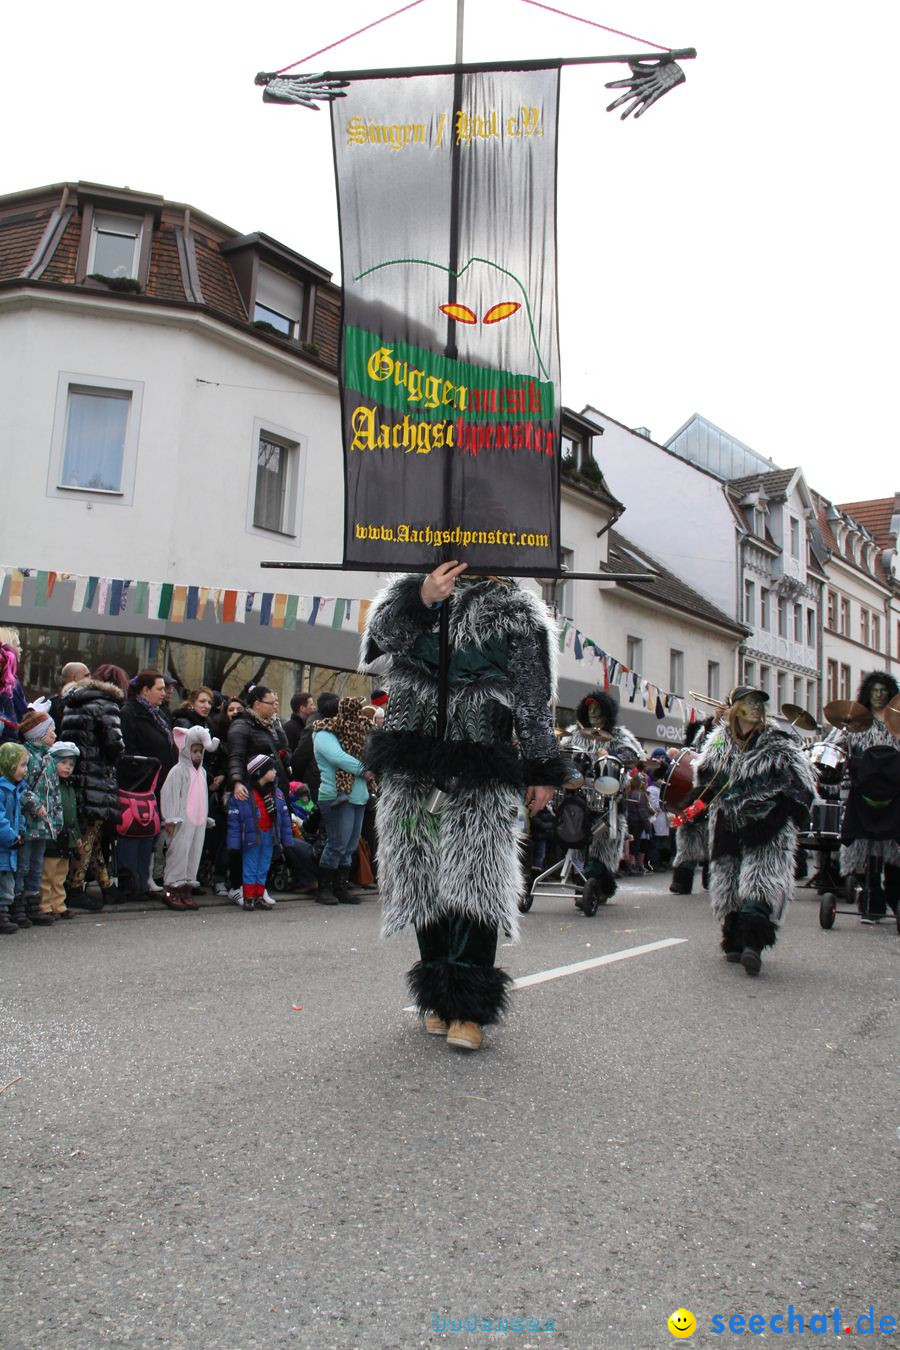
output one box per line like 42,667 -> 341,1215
409,913 -> 511,1026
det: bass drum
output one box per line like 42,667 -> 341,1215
661,748 -> 699,812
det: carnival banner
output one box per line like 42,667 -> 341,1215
332,69 -> 561,574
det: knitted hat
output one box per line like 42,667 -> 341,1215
0,742 -> 27,781
370,689 -> 389,707
49,741 -> 80,760
247,753 -> 275,779
20,708 -> 54,742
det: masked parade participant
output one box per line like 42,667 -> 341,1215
674,686 -> 817,976
361,560 -> 566,1051
836,671 -> 900,919
561,690 -> 642,908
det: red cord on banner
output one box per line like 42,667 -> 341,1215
520,0 -> 671,52
276,0 -> 428,75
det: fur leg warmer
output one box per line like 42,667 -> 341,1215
739,909 -> 778,953
407,959 -> 512,1026
720,912 -> 742,959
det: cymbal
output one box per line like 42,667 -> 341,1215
823,699 -> 873,733
780,702 -> 818,732
884,695 -> 900,738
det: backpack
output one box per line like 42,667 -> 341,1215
555,794 -> 590,849
116,756 -> 161,839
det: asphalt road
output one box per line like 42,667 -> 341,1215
1,874 -> 897,1350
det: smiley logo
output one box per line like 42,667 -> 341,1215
667,1308 -> 697,1338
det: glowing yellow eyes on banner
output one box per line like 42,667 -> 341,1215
483,302 -> 521,324
439,302 -> 521,325
440,303 -> 478,323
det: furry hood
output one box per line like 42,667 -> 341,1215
61,678 -> 125,703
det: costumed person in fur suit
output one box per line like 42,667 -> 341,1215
674,686 -> 817,976
669,713 -> 718,896
832,670 -> 900,919
361,561 -> 566,1052
561,691 -> 642,909
160,726 -> 219,912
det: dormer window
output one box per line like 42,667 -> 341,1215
252,264 -> 305,341
88,211 -> 143,280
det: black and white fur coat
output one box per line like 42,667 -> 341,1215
675,723 -> 817,923
561,723 -> 643,875
830,718 -> 900,873
360,574 -> 565,939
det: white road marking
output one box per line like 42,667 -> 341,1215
403,937 -> 687,1011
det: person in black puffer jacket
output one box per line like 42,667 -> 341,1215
119,670 -> 178,899
227,687 -> 291,802
59,667 -> 127,908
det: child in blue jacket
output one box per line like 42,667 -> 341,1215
226,754 -> 294,910
0,742 -> 29,934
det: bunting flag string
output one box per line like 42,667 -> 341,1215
0,564 -> 706,723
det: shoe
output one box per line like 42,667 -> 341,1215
335,867 -> 359,903
10,900 -> 32,929
31,911 -> 55,926
162,889 -> 187,911
229,887 -> 244,906
56,909 -> 74,920
191,886 -> 207,896
258,889 -> 275,908
315,892 -> 339,905
740,947 -> 762,977
66,890 -> 103,912
101,886 -> 122,905
669,883 -> 691,895
214,882 -> 228,896
0,914 -> 18,935
179,887 -> 200,911
146,876 -> 163,893
447,1020 -> 483,1051
424,1013 -> 449,1036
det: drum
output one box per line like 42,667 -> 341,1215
661,748 -> 698,812
591,753 -> 625,797
810,800 -> 841,836
809,741 -> 847,787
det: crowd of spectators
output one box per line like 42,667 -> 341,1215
0,623 -> 385,935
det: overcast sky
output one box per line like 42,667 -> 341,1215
3,0 -> 894,505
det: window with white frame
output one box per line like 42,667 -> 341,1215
253,433 -> 298,533
744,579 -> 755,625
777,596 -> 787,637
776,670 -> 787,706
826,590 -> 836,629
860,607 -> 870,646
88,211 -> 143,280
840,664 -> 851,699
826,659 -> 838,702
760,587 -> 771,630
793,602 -> 803,642
60,389 -> 130,491
743,658 -> 757,686
759,664 -> 770,696
253,265 -> 306,341
807,679 -> 817,713
626,635 -> 643,672
669,649 -> 684,696
839,596 -> 850,635
48,373 -> 143,504
707,660 -> 720,701
790,516 -> 801,558
793,675 -> 802,704
807,607 -> 816,648
541,546 -> 574,618
872,613 -> 881,651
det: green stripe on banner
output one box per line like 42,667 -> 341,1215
331,599 -> 346,629
33,571 -> 50,607
284,595 -> 299,630
157,583 -> 174,620
85,576 -> 99,610
133,581 -> 148,615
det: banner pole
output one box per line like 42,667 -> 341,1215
435,0 -> 466,745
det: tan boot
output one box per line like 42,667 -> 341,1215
424,1013 -> 449,1036
447,1020 -> 483,1051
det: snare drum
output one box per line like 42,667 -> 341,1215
592,753 -> 625,797
809,741 -> 847,786
661,748 -> 699,812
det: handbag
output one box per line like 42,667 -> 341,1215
351,836 -> 375,887
116,757 -> 161,839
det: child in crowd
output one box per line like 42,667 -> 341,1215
17,705 -> 61,927
0,742 -> 29,934
288,780 -> 315,825
40,742 -> 82,921
160,726 -> 219,912
226,753 -> 293,911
